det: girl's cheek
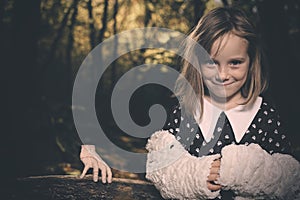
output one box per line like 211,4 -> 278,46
229,65 -> 249,79
201,68 -> 218,78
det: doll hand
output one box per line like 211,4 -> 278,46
207,158 -> 222,191
80,145 -> 112,183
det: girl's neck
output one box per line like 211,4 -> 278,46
204,94 -> 247,111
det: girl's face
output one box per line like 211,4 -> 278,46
201,33 -> 250,103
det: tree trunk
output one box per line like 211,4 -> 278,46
221,0 -> 228,6
110,0 -> 119,89
44,3 -> 73,70
88,0 -> 96,49
144,0 -> 151,27
99,0 -> 109,43
193,0 -> 205,26
98,0 -> 109,88
66,0 -> 80,98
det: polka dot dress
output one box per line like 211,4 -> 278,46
163,99 -> 291,200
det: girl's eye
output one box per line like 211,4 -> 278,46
230,60 -> 242,66
204,60 -> 217,67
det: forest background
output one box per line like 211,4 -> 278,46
2,0 -> 300,181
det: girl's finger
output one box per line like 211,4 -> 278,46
210,166 -> 220,174
207,181 -> 222,191
211,159 -> 221,167
207,173 -> 219,181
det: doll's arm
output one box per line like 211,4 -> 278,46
80,145 -> 112,183
218,144 -> 300,200
145,130 -> 221,200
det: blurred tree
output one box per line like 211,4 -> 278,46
99,0 -> 109,43
193,0 -> 206,25
45,1 -> 75,72
144,0 -> 152,27
88,0 -> 96,49
111,0 -> 119,89
66,0 -> 80,94
204,0 -> 224,14
221,0 -> 229,6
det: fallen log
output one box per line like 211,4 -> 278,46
9,175 -> 163,200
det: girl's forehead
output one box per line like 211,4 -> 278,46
210,33 -> 249,57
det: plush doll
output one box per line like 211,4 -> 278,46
146,130 -> 300,200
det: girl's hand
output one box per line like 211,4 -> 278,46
80,145 -> 112,183
207,158 -> 221,191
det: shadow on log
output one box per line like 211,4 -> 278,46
9,175 -> 164,200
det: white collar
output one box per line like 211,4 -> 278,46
194,97 -> 262,143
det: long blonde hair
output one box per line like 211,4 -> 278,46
175,7 -> 268,119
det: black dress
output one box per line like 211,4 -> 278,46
163,97 -> 291,200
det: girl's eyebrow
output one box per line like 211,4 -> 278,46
229,57 -> 246,60
210,56 -> 246,60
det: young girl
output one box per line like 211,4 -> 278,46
146,6 -> 299,200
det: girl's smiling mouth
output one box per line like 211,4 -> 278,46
212,81 -> 235,86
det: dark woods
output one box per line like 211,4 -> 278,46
2,0 -> 299,180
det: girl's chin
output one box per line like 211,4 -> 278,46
206,90 -> 228,99
206,90 -> 237,101
207,90 -> 243,103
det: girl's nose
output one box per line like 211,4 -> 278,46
216,66 -> 229,82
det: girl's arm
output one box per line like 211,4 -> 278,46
146,130 -> 221,200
